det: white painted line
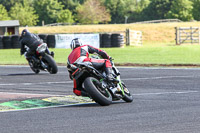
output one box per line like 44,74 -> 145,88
123,75 -> 197,81
0,92 -> 64,96
0,81 -> 73,86
0,75 -> 197,86
0,65 -> 67,68
2,65 -> 200,70
118,67 -> 200,70
132,91 -> 199,96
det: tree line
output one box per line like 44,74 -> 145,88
0,0 -> 200,26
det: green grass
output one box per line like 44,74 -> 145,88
106,45 -> 200,65
1,45 -> 200,66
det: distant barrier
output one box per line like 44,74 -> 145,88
11,35 -> 20,48
111,34 -> 124,47
0,36 -> 3,49
0,33 -> 125,49
2,36 -> 12,49
47,35 -> 56,48
38,34 -> 48,43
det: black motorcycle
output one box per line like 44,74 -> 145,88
68,57 -> 133,106
25,43 -> 58,74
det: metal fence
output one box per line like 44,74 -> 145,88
132,19 -> 182,24
175,27 -> 200,45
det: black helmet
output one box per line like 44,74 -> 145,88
21,29 -> 29,37
70,38 -> 82,50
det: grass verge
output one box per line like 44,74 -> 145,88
1,45 -> 200,67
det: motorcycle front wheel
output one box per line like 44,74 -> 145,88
42,54 -> 58,74
121,82 -> 133,102
84,77 -> 112,106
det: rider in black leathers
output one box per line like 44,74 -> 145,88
20,29 -> 53,62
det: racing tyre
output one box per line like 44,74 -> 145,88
42,54 -> 58,74
84,77 -> 112,106
121,82 -> 133,102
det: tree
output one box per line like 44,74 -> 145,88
128,0 -> 150,22
192,0 -> 200,20
9,0 -> 38,26
142,0 -> 173,21
58,0 -> 81,10
57,9 -> 74,24
166,0 -> 193,21
103,0 -> 137,23
0,0 -> 24,11
34,0 -> 64,25
0,4 -> 10,20
76,0 -> 111,24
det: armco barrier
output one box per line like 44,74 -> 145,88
2,36 -> 12,49
111,34 -> 124,47
0,36 -> 3,49
11,35 -> 20,48
47,35 -> 56,48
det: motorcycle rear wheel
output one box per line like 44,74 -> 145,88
84,77 -> 112,106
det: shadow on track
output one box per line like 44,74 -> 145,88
59,101 -> 125,108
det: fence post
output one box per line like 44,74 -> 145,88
175,27 -> 179,45
179,27 -> 181,45
191,26 -> 193,44
126,28 -> 130,46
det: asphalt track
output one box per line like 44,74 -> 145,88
0,65 -> 200,133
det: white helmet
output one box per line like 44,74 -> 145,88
70,38 -> 82,50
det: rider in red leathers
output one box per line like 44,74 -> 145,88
67,38 -> 118,96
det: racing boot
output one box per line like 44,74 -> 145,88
73,88 -> 89,97
105,67 -> 119,83
50,51 -> 54,58
46,47 -> 54,57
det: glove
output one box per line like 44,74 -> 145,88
109,56 -> 114,66
84,62 -> 92,66
109,56 -> 113,61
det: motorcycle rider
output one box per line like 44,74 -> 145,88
20,29 -> 53,62
67,38 -> 119,96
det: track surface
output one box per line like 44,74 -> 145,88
0,66 -> 200,133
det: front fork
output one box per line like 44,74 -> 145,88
116,76 -> 125,96
39,53 -> 48,70
105,75 -> 125,99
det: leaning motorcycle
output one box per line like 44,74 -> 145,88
24,43 -> 58,74
69,57 -> 133,106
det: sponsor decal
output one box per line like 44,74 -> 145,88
55,34 -> 100,48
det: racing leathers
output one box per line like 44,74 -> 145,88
20,30 -> 51,61
67,44 -> 116,96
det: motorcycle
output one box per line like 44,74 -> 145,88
68,56 -> 133,106
24,43 -> 58,74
